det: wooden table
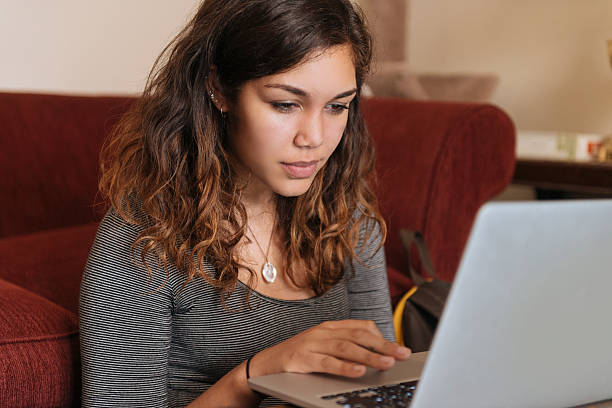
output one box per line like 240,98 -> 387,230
513,158 -> 612,196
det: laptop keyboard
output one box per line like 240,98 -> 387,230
321,380 -> 419,407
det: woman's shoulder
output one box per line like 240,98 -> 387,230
89,206 -> 147,261
104,201 -> 149,230
93,194 -> 156,248
351,207 -> 384,249
84,206 -> 178,294
85,205 -> 218,301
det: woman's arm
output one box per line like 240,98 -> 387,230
187,320 -> 410,407
79,210 -> 174,407
347,219 -> 396,341
186,360 -> 261,407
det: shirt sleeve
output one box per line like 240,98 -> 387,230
346,218 -> 396,342
79,209 -> 173,407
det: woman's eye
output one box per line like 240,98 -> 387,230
271,102 -> 299,113
326,103 -> 349,115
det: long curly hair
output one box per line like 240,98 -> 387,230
100,0 -> 387,305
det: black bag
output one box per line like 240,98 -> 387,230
393,230 -> 451,352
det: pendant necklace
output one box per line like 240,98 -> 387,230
247,216 -> 277,283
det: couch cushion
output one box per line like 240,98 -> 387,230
0,222 -> 99,315
0,278 -> 80,408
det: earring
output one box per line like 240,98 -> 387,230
209,91 -> 223,113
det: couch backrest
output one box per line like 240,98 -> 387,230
0,92 -> 515,286
0,92 -> 133,238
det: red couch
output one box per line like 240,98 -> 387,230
0,92 -> 515,407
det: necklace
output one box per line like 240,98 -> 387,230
246,216 -> 277,283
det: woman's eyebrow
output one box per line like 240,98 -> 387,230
264,83 -> 357,99
332,89 -> 357,99
264,84 -> 307,96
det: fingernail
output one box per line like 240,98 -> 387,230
353,364 -> 365,372
399,347 -> 411,357
380,356 -> 394,364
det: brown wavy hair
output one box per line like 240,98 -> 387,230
100,0 -> 387,305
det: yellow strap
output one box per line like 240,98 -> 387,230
393,286 -> 418,346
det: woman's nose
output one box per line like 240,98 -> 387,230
294,111 -> 324,148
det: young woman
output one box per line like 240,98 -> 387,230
79,0 -> 411,406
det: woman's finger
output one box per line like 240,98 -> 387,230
311,354 -> 368,378
320,319 -> 382,337
317,326 -> 411,362
280,345 -> 367,377
319,338 -> 398,371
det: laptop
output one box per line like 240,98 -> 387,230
249,200 -> 612,407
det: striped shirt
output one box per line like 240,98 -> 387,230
79,208 -> 394,407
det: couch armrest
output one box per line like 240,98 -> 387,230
362,98 -> 516,288
0,278 -> 80,407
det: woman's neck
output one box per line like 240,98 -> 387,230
237,173 -> 277,221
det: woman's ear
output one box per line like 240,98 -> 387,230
207,67 -> 229,113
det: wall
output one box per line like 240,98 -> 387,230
409,0 -> 612,134
0,1 -> 200,95
2,1 -> 611,135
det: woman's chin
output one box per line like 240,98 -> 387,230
274,178 -> 315,198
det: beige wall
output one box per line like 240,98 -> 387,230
2,1 -> 611,135
0,1 -> 200,95
409,0 -> 612,134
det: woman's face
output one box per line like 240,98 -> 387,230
226,44 -> 357,199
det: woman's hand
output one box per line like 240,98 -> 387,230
249,320 -> 411,378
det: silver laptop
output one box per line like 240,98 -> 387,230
249,200 -> 612,408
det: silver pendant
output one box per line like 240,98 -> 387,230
262,262 -> 277,283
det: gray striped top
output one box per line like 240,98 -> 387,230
79,208 -> 394,407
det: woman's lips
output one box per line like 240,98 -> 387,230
281,161 -> 319,178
